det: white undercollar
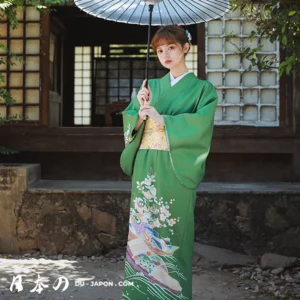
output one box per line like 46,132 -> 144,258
170,71 -> 193,86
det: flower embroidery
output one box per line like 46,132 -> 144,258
160,213 -> 167,222
143,191 -> 152,199
168,218 -> 177,226
144,179 -> 152,185
124,124 -> 134,146
133,173 -> 180,233
126,172 -> 187,296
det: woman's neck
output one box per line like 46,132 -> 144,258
170,64 -> 189,79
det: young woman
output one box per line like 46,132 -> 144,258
120,25 -> 218,300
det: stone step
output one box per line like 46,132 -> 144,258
28,179 -> 300,194
1,164 -> 300,259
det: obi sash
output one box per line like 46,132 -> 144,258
139,118 -> 169,151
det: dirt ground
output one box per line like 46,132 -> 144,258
0,256 -> 275,300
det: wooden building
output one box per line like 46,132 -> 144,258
0,2 -> 299,182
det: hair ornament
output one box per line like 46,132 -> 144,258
186,29 -> 192,43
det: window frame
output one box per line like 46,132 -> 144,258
197,23 -> 292,131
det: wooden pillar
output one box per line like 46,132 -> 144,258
293,70 -> 300,133
294,140 -> 300,182
292,70 -> 300,181
40,12 -> 50,126
197,23 -> 206,80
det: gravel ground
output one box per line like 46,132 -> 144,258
228,265 -> 300,299
0,249 -> 297,300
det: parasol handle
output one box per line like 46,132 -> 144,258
145,4 -> 154,89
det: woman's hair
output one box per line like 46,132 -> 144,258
151,25 -> 191,54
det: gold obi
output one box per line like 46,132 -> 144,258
139,118 -> 169,151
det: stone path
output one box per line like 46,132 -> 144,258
0,255 -> 275,300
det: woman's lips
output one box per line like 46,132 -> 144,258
165,60 -> 172,64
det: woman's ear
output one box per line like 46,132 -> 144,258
183,42 -> 190,53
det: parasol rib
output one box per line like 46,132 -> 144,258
126,0 -> 141,24
173,0 -> 206,23
183,0 -> 225,21
94,0 -> 126,18
164,0 -> 185,25
107,0 -> 133,21
161,1 -> 175,25
157,2 -> 163,26
138,1 -> 147,25
76,0 -> 107,14
187,0 -> 230,14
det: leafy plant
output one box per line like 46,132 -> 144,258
229,0 -> 300,76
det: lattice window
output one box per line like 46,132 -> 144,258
94,44 -> 166,115
0,7 -> 41,121
186,45 -> 198,77
74,46 -> 92,125
94,44 -> 197,115
206,9 -> 280,126
74,44 -> 198,125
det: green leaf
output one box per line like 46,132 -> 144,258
282,35 -> 287,45
289,11 -> 296,17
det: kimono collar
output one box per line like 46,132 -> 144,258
170,71 -> 193,86
160,71 -> 197,92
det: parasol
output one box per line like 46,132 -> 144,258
74,0 -> 230,81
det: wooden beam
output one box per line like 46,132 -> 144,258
40,12 -> 50,126
280,75 -> 287,127
0,127 -> 297,154
294,139 -> 300,182
293,69 -> 300,134
197,23 -> 206,80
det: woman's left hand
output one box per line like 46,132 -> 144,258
140,106 -> 164,125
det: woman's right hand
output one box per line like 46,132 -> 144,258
137,79 -> 152,106
138,106 -> 148,120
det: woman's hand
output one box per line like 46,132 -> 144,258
138,105 -> 148,121
140,106 -> 164,125
137,79 -> 152,106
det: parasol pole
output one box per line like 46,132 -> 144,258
145,4 -> 154,89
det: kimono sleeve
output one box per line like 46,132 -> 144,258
120,88 -> 145,177
122,96 -> 141,146
163,82 -> 218,190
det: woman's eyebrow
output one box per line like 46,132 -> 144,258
157,43 -> 175,49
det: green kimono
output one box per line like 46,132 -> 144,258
120,72 -> 217,300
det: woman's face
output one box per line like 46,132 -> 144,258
156,42 -> 189,70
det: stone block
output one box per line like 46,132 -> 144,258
194,242 -> 256,268
77,204 -> 92,222
260,253 -> 298,269
37,210 -> 103,256
92,208 -> 117,235
97,233 -> 118,250
0,164 -> 40,254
